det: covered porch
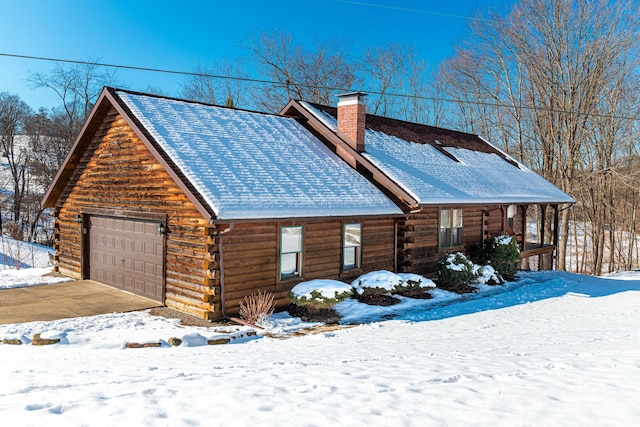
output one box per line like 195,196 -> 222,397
518,203 -> 561,270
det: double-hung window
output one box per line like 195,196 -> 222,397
440,208 -> 463,247
506,204 -> 517,231
280,226 -> 303,280
342,223 -> 362,270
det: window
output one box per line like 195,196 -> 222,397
343,223 -> 362,270
440,208 -> 463,247
280,226 -> 303,280
506,204 -> 517,230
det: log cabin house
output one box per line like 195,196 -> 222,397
43,88 -> 573,320
281,93 -> 575,276
41,88 -> 404,320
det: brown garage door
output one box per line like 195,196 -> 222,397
89,216 -> 164,302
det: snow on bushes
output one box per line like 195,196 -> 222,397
396,273 -> 436,289
474,265 -> 502,286
437,252 -> 478,290
289,272 -> 442,311
289,279 -> 353,308
484,234 -> 520,281
352,270 -> 404,295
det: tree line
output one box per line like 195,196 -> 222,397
1,0 -> 638,274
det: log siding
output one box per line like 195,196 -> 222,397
218,217 -> 397,314
54,107 -> 215,319
397,205 -> 526,276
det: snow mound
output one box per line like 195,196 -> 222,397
353,270 -> 404,294
0,267 -> 72,289
290,279 -> 352,299
397,273 -> 436,288
475,265 -> 502,285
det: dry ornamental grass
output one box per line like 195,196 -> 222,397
239,290 -> 276,325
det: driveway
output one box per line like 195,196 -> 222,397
0,280 -> 161,325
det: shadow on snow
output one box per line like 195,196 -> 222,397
337,270 -> 640,324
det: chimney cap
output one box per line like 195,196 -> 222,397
337,92 -> 368,102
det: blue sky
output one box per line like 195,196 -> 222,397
0,0 -> 516,110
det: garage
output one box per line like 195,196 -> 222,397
89,216 -> 164,302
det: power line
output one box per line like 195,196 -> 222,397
336,0 -> 503,24
0,52 -> 637,121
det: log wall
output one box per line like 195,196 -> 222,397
55,107 -> 216,319
217,217 -> 397,315
398,205 -> 523,276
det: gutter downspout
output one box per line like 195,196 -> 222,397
217,224 -> 265,329
217,224 -> 233,320
394,221 -> 399,273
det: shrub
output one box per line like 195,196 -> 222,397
437,252 -> 478,290
239,290 -> 276,325
352,270 -> 404,296
395,273 -> 436,299
484,234 -> 520,281
289,279 -> 353,309
396,273 -> 436,289
474,264 -> 503,286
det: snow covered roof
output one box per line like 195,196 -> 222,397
299,102 -> 575,205
114,91 -> 402,220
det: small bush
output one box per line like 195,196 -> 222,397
484,235 -> 520,281
396,273 -> 436,290
395,273 -> 436,298
437,252 -> 478,290
239,290 -> 276,325
353,270 -> 405,296
474,264 -> 503,286
289,279 -> 353,309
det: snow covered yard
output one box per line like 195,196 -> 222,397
1,270 -> 640,426
0,236 -> 55,271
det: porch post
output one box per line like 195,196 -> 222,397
552,204 -> 559,270
539,205 -> 547,269
521,205 -> 528,251
540,205 -> 546,248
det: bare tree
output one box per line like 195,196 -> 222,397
0,92 -> 32,236
244,31 -> 358,111
438,0 -> 640,272
362,43 -> 435,124
182,59 -> 250,108
28,61 -> 117,162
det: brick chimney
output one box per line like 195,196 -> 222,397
337,92 -> 367,153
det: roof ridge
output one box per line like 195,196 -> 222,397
307,101 -> 481,139
107,86 -> 282,118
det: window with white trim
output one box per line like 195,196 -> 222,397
280,226 -> 303,280
342,223 -> 362,270
440,208 -> 463,247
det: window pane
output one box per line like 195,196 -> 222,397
344,223 -> 361,248
440,209 -> 451,246
440,227 -> 451,246
343,247 -> 356,268
452,209 -> 463,228
440,209 -> 451,228
452,227 -> 463,245
280,253 -> 299,276
507,205 -> 517,219
281,227 -> 302,253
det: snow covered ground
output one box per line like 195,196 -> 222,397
1,269 -> 640,426
0,236 -> 54,270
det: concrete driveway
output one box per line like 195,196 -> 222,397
0,280 -> 161,325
